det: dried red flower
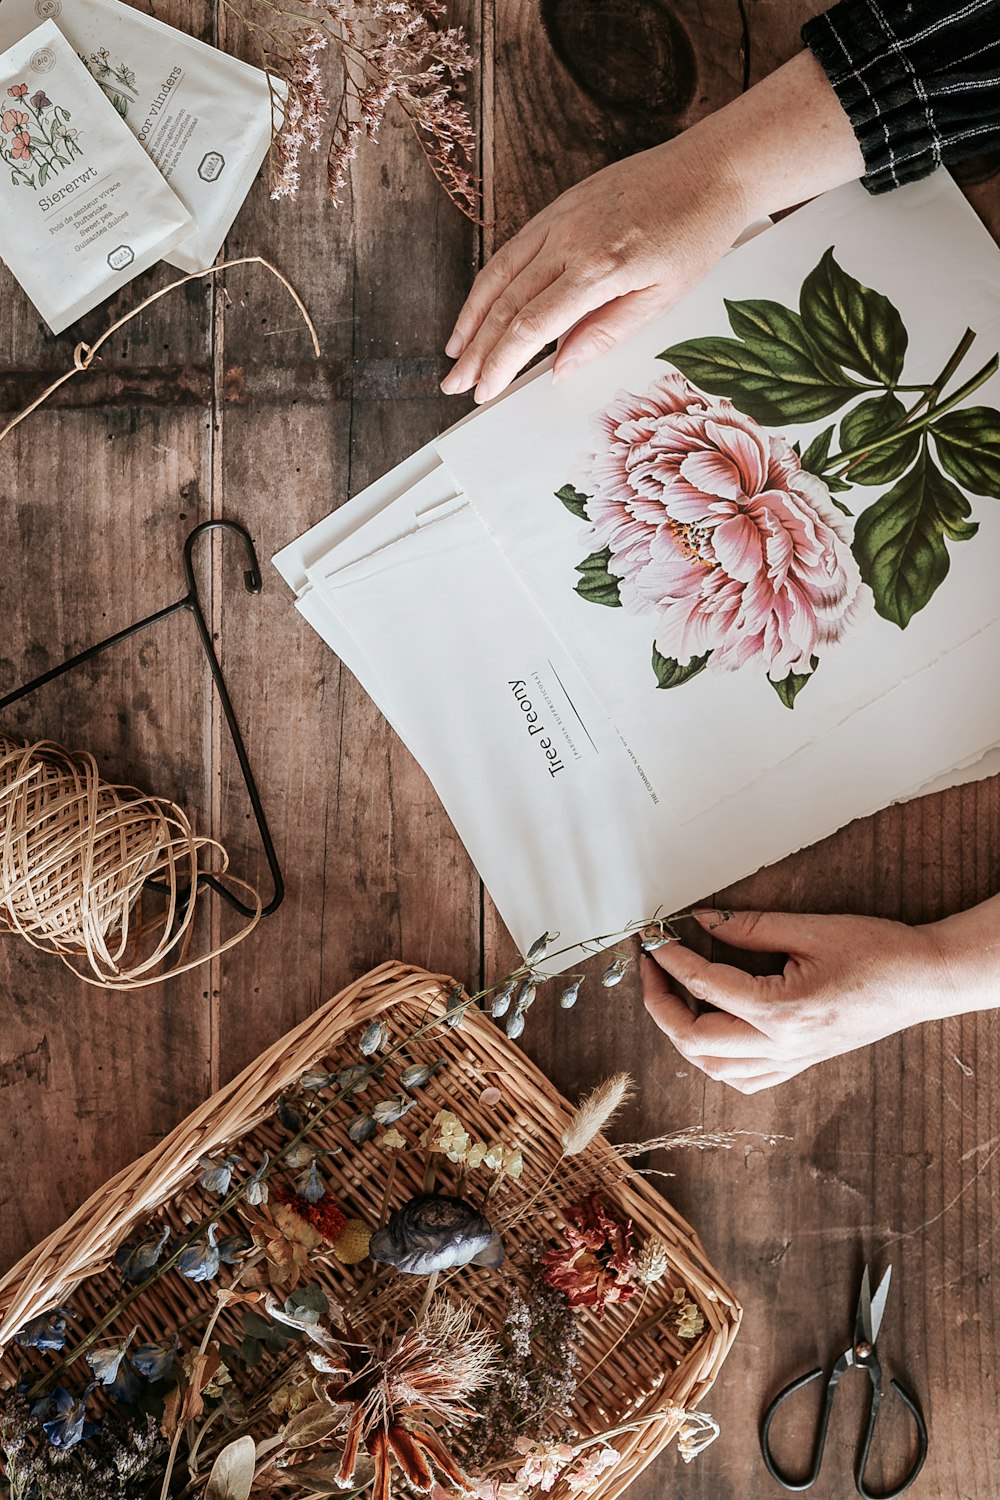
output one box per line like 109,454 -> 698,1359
273,1186 -> 347,1242
542,1194 -> 638,1315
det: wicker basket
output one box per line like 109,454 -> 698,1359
0,962 -> 741,1499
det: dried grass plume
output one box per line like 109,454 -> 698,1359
561,1073 -> 635,1158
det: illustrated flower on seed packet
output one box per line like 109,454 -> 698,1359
542,1194 -> 638,1314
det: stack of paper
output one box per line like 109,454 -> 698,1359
275,175 -> 1000,969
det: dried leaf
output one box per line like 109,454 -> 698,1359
205,1435 -> 256,1500
283,1401 -> 350,1449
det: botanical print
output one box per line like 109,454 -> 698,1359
0,83 -> 82,188
80,48 -> 138,118
558,250 -> 1000,707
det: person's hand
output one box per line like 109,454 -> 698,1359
641,908 -> 956,1093
440,51 -> 865,405
440,134 -> 749,405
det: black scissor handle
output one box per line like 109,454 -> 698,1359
856,1378 -> 928,1500
761,1366 -> 837,1491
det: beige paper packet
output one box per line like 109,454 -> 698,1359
0,21 -> 192,332
0,0 -> 280,273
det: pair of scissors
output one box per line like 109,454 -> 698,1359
760,1264 -> 928,1497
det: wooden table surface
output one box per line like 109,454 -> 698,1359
2,2 -> 999,1496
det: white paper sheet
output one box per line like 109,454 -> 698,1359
275,174 -> 1000,968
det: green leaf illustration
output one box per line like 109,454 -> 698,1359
931,406 -> 1000,496
38,162 -> 49,187
651,645 -> 711,688
769,656 -> 819,709
799,425 -> 834,478
555,483 -> 590,520
800,247 -> 908,386
837,392 -> 920,484
574,548 -> 622,607
113,93 -> 128,117
661,299 -> 860,425
852,443 -> 978,628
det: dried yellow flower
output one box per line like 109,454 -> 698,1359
379,1127 -> 407,1150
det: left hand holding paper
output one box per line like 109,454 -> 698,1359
641,909 -> 955,1093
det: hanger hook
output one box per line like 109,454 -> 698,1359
183,518 -> 262,602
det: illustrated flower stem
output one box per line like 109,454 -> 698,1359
828,350 -> 998,471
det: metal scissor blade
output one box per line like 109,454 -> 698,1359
870,1264 -> 892,1345
856,1264 -> 873,1345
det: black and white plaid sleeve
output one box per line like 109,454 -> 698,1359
802,0 -> 1000,193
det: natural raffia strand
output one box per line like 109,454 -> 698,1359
0,734 -> 261,989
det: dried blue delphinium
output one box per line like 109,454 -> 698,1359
42,1386 -> 96,1449
347,1113 -> 377,1144
299,1068 -> 336,1091
490,978 -> 517,1019
285,1143 -> 318,1169
444,983 -> 466,1029
115,1226 -> 170,1283
131,1334 -> 178,1382
15,1309 -> 70,1351
278,1097 -> 305,1132
505,1011 -> 526,1041
369,1194 -> 505,1276
296,1160 -> 325,1203
218,1232 -> 253,1265
177,1223 -> 220,1283
526,931 -> 555,964
359,1020 -> 389,1056
85,1328 -> 136,1385
559,979 -> 583,1010
372,1095 -> 415,1126
246,1154 -> 270,1206
601,957 -> 630,988
338,1063 -> 372,1093
399,1061 -> 442,1089
108,1358 -> 142,1404
198,1153 -> 242,1195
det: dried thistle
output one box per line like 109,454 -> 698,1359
560,1073 -> 634,1158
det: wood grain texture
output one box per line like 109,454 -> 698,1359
0,0 -> 999,1496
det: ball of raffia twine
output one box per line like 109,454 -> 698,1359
0,733 -> 261,989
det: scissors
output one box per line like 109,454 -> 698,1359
760,1264 -> 928,1497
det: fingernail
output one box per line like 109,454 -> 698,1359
440,370 -> 462,395
552,356 -> 581,386
692,908 -> 726,930
473,381 -> 493,405
445,332 -> 465,358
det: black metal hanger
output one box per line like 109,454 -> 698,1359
0,519 -> 283,918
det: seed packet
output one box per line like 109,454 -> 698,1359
0,0 -> 279,272
0,22 -> 192,332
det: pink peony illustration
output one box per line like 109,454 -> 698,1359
1,109 -> 28,132
579,374 -> 865,680
7,83 -> 27,98
10,129 -> 31,161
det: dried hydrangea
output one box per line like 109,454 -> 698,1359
542,1195 -> 638,1315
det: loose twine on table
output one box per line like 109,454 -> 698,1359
0,258 -> 321,983
0,253 -> 321,444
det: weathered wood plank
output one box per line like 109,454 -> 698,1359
212,7 -> 484,1083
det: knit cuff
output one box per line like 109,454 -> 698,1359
802,0 -> 940,195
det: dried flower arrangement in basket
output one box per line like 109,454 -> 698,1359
0,956 -> 740,1500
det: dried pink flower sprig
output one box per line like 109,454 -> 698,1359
220,0 -> 478,213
